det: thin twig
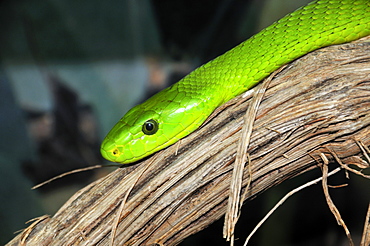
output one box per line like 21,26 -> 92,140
32,165 -> 107,189
223,80 -> 268,241
240,154 -> 252,208
243,165 -> 342,245
355,139 -> 370,165
360,203 -> 370,246
321,153 -> 354,246
326,147 -> 370,179
19,215 -> 50,245
223,67 -> 284,243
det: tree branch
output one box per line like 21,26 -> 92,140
8,36 -> 370,246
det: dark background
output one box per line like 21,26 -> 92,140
0,0 -> 368,245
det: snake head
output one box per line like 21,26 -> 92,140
100,86 -> 212,164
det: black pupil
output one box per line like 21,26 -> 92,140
143,119 -> 158,135
146,122 -> 154,131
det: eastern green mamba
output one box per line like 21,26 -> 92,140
101,0 -> 370,164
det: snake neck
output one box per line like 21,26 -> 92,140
177,0 -> 370,114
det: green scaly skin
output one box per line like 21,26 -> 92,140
101,0 -> 370,164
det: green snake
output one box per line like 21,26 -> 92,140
101,0 -> 370,164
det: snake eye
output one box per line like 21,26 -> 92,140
142,119 -> 159,135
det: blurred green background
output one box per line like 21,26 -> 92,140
0,0 -> 368,245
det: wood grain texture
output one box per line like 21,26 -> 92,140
7,36 -> 370,246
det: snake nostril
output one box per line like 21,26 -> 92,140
112,148 -> 119,156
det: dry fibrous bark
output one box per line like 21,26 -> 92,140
7,37 -> 370,246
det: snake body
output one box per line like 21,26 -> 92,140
101,0 -> 370,164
